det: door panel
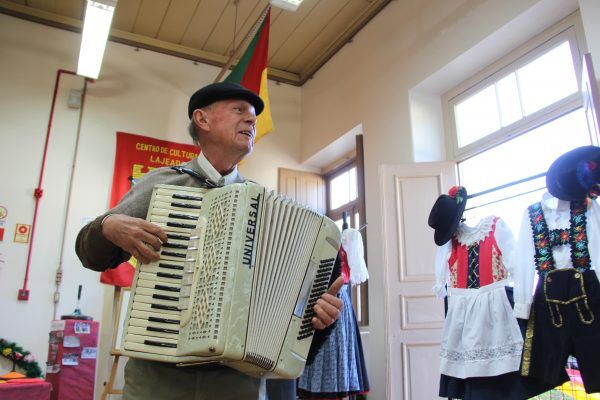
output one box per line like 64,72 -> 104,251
401,342 -> 443,400
400,294 -> 444,330
278,168 -> 326,214
395,175 -> 441,281
381,162 -> 456,399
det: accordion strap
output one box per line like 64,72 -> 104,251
171,166 -> 220,188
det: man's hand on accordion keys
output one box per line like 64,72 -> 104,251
311,275 -> 344,330
101,214 -> 168,264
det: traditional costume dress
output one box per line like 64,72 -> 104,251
297,228 -> 370,399
429,187 -> 560,399
434,216 -> 524,379
513,193 -> 600,394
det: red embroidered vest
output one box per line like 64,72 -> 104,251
448,217 -> 508,289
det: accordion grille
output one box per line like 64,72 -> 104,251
188,189 -> 238,340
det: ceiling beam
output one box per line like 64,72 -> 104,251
0,0 -> 301,85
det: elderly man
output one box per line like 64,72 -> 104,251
76,82 -> 343,400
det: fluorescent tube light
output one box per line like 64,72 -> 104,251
77,0 -> 117,79
270,0 -> 303,12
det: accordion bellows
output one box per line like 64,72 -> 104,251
121,183 -> 341,378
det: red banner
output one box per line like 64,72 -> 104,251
100,132 -> 199,287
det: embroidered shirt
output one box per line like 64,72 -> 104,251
433,216 -> 515,298
513,192 -> 600,319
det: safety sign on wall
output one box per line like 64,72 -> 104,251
14,223 -> 31,244
0,206 -> 7,242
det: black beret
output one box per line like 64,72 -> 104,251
188,82 -> 264,118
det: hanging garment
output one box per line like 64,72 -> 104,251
434,216 -> 523,379
297,247 -> 369,399
341,228 -> 369,285
514,193 -> 600,394
439,288 -> 566,400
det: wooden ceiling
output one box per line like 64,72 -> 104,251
0,0 -> 391,85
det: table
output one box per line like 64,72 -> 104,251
0,380 -> 52,400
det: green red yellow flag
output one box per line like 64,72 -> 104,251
225,8 -> 273,142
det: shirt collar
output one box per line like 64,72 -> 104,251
195,152 -> 240,186
541,191 -> 570,212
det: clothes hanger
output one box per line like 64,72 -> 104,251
342,211 -> 348,231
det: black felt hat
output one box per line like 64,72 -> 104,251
428,186 -> 468,246
188,82 -> 264,118
546,146 -> 600,201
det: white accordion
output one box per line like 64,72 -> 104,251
121,182 -> 341,378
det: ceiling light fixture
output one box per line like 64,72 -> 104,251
269,0 -> 304,12
77,0 -> 117,79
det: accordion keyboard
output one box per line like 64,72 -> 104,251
124,186 -> 206,356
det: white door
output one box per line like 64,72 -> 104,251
381,161 -> 456,400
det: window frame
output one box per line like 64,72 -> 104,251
325,158 -> 369,326
326,160 -> 359,224
443,14 -> 589,162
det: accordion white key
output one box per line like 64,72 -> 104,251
121,182 -> 341,378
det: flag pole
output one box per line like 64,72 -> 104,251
214,4 -> 271,83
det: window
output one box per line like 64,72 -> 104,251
454,40 -> 580,150
326,160 -> 369,326
328,164 -> 359,229
460,108 -> 592,228
330,166 -> 358,211
445,20 -> 598,234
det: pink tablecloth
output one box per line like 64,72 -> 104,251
0,381 -> 52,400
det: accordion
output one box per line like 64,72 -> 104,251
121,182 -> 341,378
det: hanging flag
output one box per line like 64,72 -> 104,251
225,8 -> 273,142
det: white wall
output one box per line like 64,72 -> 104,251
0,13 -> 311,397
300,0 -> 583,398
409,91 -> 445,162
579,0 -> 600,80
242,81 -> 320,188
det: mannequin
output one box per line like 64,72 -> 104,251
429,186 -> 558,399
514,146 -> 600,394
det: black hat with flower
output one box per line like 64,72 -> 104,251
428,186 -> 468,246
546,145 -> 600,202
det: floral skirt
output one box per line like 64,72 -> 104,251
297,284 -> 369,399
441,280 -> 523,379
